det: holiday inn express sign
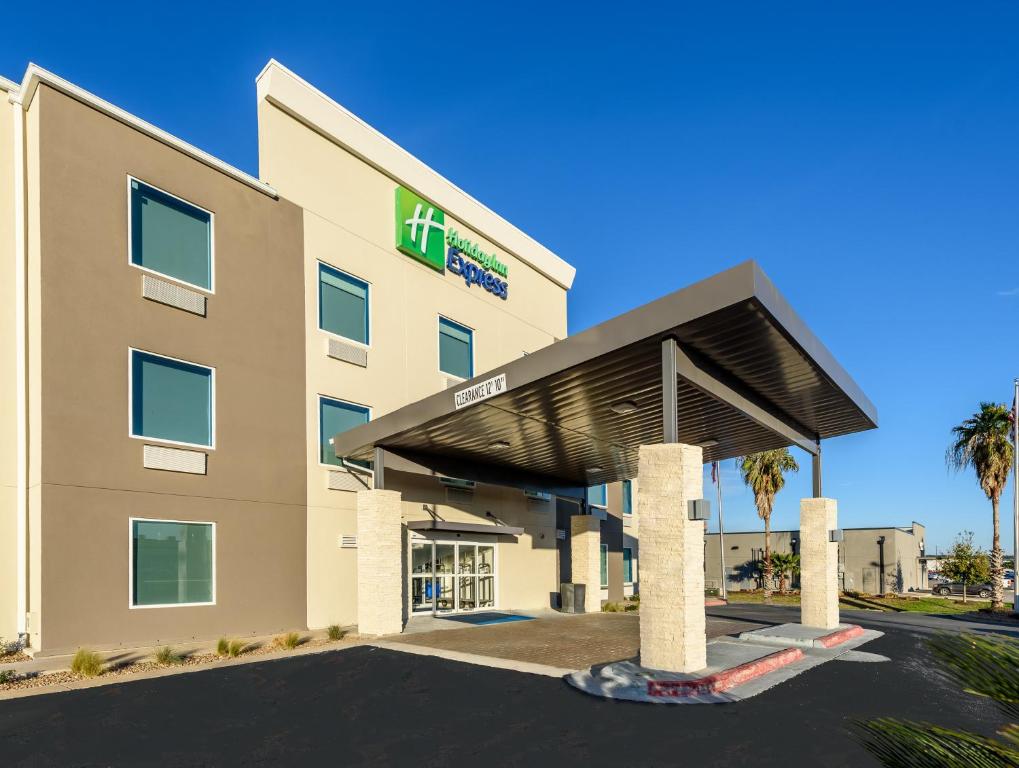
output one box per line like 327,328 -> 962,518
395,186 -> 510,300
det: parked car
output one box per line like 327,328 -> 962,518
933,581 -> 993,599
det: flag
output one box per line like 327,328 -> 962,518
711,460 -> 719,485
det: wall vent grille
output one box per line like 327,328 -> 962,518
142,274 -> 207,316
327,337 -> 368,367
143,444 -> 207,474
339,535 -> 358,548
328,469 -> 369,492
446,488 -> 475,508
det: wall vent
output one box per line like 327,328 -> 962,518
143,444 -> 207,474
328,469 -> 369,492
141,274 -> 207,316
446,488 -> 475,508
327,337 -> 368,367
339,535 -> 358,548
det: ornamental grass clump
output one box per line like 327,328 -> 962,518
216,637 -> 230,657
154,646 -> 183,665
326,625 -> 344,641
276,632 -> 301,650
227,640 -> 245,658
71,648 -> 104,678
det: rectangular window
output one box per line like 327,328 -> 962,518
132,519 -> 214,607
130,178 -> 212,290
622,480 -> 633,515
318,263 -> 369,344
623,547 -> 634,584
438,317 -> 473,379
319,396 -> 370,466
131,350 -> 213,448
587,484 -> 607,508
600,543 -> 608,588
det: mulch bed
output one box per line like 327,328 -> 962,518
0,635 -> 358,693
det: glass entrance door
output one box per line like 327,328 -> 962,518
410,540 -> 495,615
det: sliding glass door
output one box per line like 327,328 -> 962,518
410,540 -> 496,614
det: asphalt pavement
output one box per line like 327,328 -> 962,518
0,606 -> 1012,767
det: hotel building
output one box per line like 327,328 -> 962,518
0,61 -> 639,655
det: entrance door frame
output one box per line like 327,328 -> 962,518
408,535 -> 499,616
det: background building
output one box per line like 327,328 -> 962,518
705,522 -> 927,595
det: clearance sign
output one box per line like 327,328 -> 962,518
395,186 -> 509,300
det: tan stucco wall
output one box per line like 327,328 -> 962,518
257,99 -> 568,628
0,91 -> 18,641
29,86 -> 308,654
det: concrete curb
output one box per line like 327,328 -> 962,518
646,647 -> 803,697
370,640 -> 578,678
817,625 -> 865,648
738,623 -> 865,649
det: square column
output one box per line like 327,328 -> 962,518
356,489 -> 403,636
637,443 -> 705,673
571,514 -> 602,613
800,497 -> 839,630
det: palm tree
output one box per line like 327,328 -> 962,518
947,402 -> 1014,610
737,449 -> 799,601
770,552 -> 801,593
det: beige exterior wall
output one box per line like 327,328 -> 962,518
257,91 -> 568,628
25,85 -> 308,654
0,86 -> 18,642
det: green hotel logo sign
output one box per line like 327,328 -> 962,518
394,186 -> 510,300
395,186 -> 446,270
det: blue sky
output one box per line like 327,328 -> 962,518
5,2 -> 1018,552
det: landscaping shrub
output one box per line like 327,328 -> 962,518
602,602 -> 620,612
0,669 -> 16,684
327,625 -> 344,641
276,632 -> 301,650
71,648 -> 104,678
154,646 -> 183,665
216,638 -> 230,657
227,640 -> 245,658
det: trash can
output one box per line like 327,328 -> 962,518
560,583 -> 587,613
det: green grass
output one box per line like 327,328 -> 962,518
866,596 -> 994,615
70,648 -> 104,678
724,591 -> 806,606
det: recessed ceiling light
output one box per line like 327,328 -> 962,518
587,466 -> 604,473
699,439 -> 719,448
488,440 -> 511,450
610,400 -> 638,414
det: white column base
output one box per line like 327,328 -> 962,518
637,443 -> 706,673
800,497 -> 839,630
356,489 -> 403,636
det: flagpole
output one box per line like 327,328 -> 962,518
714,461 -> 728,601
1013,378 -> 1018,613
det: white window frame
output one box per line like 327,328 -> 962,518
623,546 -> 634,585
318,394 -> 372,470
129,517 -> 216,609
128,348 -> 216,450
437,314 -> 475,379
317,260 -> 372,348
126,175 -> 216,294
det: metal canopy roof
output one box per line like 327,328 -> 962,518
332,261 -> 877,493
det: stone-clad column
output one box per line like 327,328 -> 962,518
638,443 -> 706,673
356,489 -> 403,636
571,514 -> 602,613
800,497 -> 839,630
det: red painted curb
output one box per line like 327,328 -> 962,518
646,647 -> 804,697
704,599 -> 728,607
817,625 -> 864,648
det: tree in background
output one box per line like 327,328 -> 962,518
770,552 -> 801,593
947,402 -> 1014,610
737,449 -> 799,602
941,532 -> 991,604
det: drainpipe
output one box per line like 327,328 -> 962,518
9,90 -> 27,642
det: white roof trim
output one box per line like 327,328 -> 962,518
256,60 -> 576,290
10,64 -> 277,198
0,74 -> 18,93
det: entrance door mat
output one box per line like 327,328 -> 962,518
441,613 -> 534,626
